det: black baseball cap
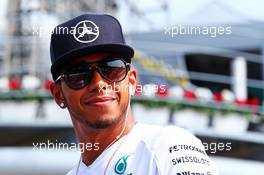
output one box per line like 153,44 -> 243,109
50,13 -> 134,81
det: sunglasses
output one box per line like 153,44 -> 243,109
55,58 -> 130,90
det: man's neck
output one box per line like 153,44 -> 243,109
72,109 -> 136,166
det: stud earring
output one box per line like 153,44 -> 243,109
60,102 -> 65,108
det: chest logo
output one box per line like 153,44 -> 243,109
114,155 -> 129,174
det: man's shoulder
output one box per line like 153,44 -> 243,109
136,123 -> 201,149
138,124 -> 218,174
157,125 -> 202,145
151,125 -> 208,161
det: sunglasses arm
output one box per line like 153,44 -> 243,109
126,63 -> 131,70
55,74 -> 65,83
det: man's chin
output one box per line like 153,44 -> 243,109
80,102 -> 128,129
84,116 -> 121,129
85,120 -> 113,129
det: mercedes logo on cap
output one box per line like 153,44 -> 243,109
73,20 -> 99,43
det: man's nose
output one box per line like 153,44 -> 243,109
88,69 -> 108,92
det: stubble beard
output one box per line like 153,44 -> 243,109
84,100 -> 129,129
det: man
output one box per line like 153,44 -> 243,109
49,14 -> 218,175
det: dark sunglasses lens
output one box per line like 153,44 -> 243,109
99,60 -> 127,82
64,65 -> 92,89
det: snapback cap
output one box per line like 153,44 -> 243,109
50,13 -> 134,81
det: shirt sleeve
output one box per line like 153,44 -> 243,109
152,126 -> 219,175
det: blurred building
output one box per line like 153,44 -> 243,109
0,0 -> 119,79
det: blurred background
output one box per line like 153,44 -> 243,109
0,0 -> 264,174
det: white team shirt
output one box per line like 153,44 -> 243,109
67,123 -> 218,175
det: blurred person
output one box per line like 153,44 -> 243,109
49,13 -> 218,175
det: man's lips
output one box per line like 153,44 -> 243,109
83,97 -> 116,106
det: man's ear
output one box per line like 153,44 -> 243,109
128,67 -> 137,89
50,82 -> 66,108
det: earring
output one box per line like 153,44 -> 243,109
60,102 -> 65,108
